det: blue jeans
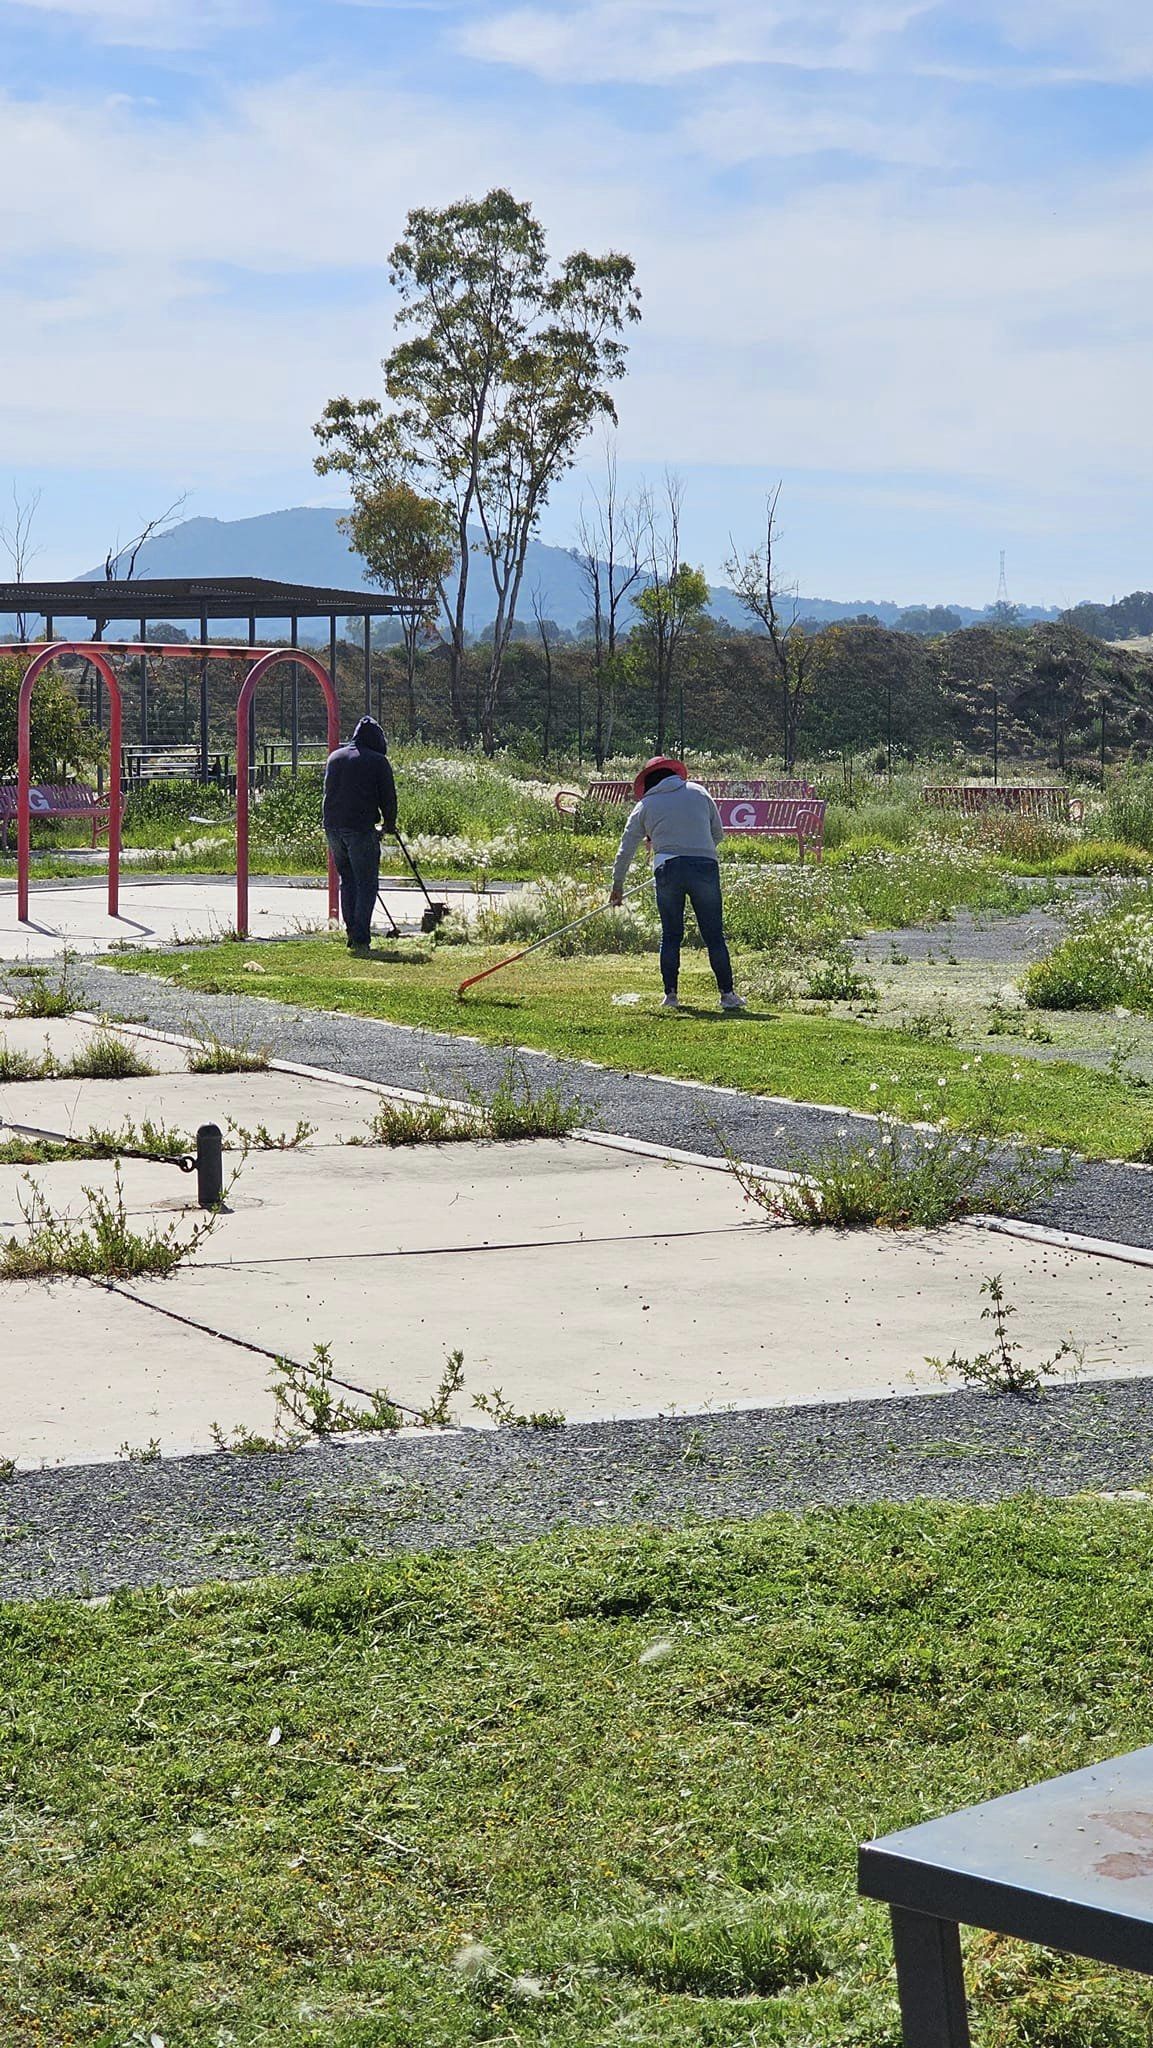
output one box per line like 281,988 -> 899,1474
325,826 -> 380,946
655,856 -> 733,996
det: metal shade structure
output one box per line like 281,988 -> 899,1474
0,576 -> 411,761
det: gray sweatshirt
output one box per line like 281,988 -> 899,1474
612,776 -> 725,893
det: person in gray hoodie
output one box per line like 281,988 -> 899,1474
609,756 -> 745,1011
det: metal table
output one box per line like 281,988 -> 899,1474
859,1745 -> 1153,2044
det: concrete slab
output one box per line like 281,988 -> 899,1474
0,1279 -> 278,1468
0,1015 -> 191,1074
0,1070 -> 382,1150
0,875 -> 487,960
3,1134 -> 1153,1465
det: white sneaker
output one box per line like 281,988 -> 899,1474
719,991 -> 746,1012
661,993 -> 680,1009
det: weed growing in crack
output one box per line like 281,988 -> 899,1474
0,1043 -> 53,1083
66,1031 -> 156,1080
355,1057 -> 581,1147
725,1069 -> 1073,1230
186,1030 -> 271,1074
117,1438 -> 162,1463
472,1388 -> 566,1429
271,1343 -> 404,1440
471,1052 -> 582,1140
3,947 -> 83,1018
418,1349 -> 467,1427
224,1116 -> 315,1152
0,1119 -> 192,1166
928,1275 -> 1081,1394
0,1165 -> 227,1280
356,1097 -> 478,1147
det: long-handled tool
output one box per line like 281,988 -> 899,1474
392,828 -> 449,932
457,878 -> 650,999
375,887 -> 402,937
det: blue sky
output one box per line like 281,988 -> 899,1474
2,0 -> 1152,605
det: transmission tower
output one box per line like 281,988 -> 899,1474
996,550 -> 1010,608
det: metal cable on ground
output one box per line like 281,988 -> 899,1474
0,1117 -> 196,1171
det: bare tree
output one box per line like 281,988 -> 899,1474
103,493 -> 189,584
572,441 -> 645,766
724,484 -> 814,771
0,485 -> 43,639
635,476 -> 709,752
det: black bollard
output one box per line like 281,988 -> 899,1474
196,1124 -> 224,1210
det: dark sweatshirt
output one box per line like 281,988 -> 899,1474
322,717 -> 398,834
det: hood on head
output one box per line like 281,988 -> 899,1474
352,716 -> 388,754
634,755 -> 687,800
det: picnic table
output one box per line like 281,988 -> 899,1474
859,1744 -> 1153,2044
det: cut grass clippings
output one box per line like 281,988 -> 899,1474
115,936 -> 1153,1159
6,1505 -> 1153,2043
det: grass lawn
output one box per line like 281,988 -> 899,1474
115,935 -> 1153,1159
5,1504 -> 1153,2046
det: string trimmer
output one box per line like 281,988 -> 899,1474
392,828 -> 450,932
457,877 -> 650,998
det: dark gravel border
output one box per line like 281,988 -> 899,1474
2,1379 -> 1153,1600
65,959 -> 1153,1250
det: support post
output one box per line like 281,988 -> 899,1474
139,619 -> 148,747
1100,700 -> 1107,786
248,617 -> 257,793
18,644 -> 122,923
992,692 -> 999,785
198,614 -> 209,784
290,616 -> 299,775
363,614 -> 371,715
196,1124 -> 224,1210
889,1907 -> 971,2048
330,615 -> 338,727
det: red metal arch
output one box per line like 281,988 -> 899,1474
17,643 -> 123,922
236,649 -> 340,939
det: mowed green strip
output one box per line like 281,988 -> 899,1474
119,936 -> 1153,1157
5,1506 -> 1153,2045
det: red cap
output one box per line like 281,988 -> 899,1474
633,756 -> 688,800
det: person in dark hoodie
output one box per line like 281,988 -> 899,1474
322,716 -> 398,955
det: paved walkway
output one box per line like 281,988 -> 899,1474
60,959 -> 1153,1252
2,1006 -> 1153,1469
0,873 -> 492,960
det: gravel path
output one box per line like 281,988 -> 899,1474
854,905 -> 1072,967
3,1379 -> 1152,1600
69,959 -> 1153,1250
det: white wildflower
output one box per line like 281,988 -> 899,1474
453,1941 -> 497,1982
638,1638 -> 675,1668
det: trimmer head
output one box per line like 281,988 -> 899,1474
420,902 -> 449,933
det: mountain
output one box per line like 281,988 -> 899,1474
49,504 -> 1059,638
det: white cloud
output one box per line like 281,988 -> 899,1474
2,0 -> 264,47
3,52 -> 1153,565
459,0 -> 1153,85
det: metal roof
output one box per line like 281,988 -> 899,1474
0,577 -> 405,620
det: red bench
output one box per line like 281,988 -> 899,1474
556,775 -> 813,813
716,795 -> 826,861
923,785 -> 1084,824
0,782 -> 110,852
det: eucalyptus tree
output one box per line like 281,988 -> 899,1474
315,188 -> 640,751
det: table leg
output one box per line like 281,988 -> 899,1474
890,1905 -> 972,2047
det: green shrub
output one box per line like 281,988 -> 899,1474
1025,896 -> 1153,1013
1105,767 -> 1153,850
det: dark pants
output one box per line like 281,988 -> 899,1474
325,826 -> 380,946
655,856 -> 733,996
